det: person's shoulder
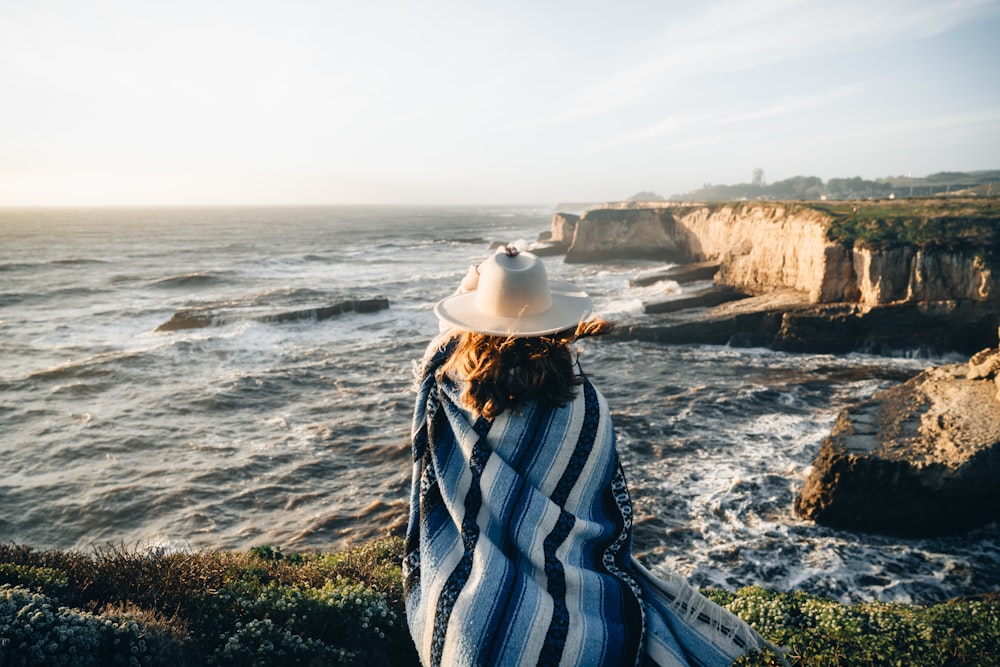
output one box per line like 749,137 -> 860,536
415,333 -> 457,376
424,331 -> 457,358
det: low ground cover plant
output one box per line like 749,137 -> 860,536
2,537 -> 998,665
0,538 -> 415,666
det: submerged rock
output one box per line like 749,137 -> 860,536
629,261 -> 720,287
155,309 -> 221,332
794,350 -> 1000,536
615,294 -> 998,355
156,298 -> 390,332
257,299 -> 390,324
643,285 -> 747,314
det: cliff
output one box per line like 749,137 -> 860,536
794,346 -> 1000,536
552,200 -> 1000,353
561,201 -> 998,307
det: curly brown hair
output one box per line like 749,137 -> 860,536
440,318 -> 614,419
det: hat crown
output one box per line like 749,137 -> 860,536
433,247 -> 591,337
474,251 -> 552,318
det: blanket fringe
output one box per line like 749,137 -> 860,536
632,559 -> 791,666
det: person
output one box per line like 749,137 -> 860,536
403,246 -> 779,666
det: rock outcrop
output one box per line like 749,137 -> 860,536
643,286 -> 747,315
548,212 -> 579,245
616,297 -> 999,354
628,261 -> 720,287
156,298 -> 390,332
533,212 -> 579,256
553,201 -> 1000,354
793,347 -> 1000,536
968,346 -> 1000,400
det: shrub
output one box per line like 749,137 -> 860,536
3,538 -> 998,666
0,563 -> 71,598
210,618 -> 350,666
189,573 -> 402,664
0,585 -> 185,666
705,586 -> 1000,666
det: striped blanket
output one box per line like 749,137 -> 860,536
404,337 -> 772,666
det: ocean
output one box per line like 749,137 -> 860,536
1,205 -> 997,605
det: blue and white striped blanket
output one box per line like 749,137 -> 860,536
404,337 -> 771,666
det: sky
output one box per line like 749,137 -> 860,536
2,0 -> 999,206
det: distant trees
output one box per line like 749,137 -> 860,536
826,177 -> 892,199
674,175 -> 826,201
627,191 -> 665,201
668,170 -> 1000,201
769,175 -> 824,199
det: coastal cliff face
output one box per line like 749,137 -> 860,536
563,203 -> 854,301
852,247 -> 996,304
548,213 -> 579,245
677,204 -> 850,303
564,208 -> 692,262
559,203 -> 999,307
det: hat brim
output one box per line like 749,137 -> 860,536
434,281 -> 593,337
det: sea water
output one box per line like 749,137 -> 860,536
1,205 -> 997,605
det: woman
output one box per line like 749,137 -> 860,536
404,246 -> 776,666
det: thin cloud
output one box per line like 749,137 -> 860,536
809,108 -> 1000,144
586,83 -> 864,152
572,0 -> 999,120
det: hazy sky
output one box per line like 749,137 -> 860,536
3,0 -> 999,206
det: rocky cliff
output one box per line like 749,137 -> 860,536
552,201 -> 999,353
793,346 -> 1000,536
559,202 -> 998,307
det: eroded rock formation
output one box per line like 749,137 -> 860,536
553,201 -> 999,354
793,346 -> 1000,536
558,202 -> 997,307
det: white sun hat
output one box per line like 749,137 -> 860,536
434,246 -> 592,337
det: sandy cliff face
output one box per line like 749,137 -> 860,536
851,248 -> 996,304
677,203 -> 848,302
564,208 -> 691,262
561,203 -> 999,307
548,213 -> 579,245
564,203 -> 857,302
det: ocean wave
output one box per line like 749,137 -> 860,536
47,381 -> 113,397
0,292 -> 27,307
148,271 -> 234,289
27,350 -> 151,382
245,287 -> 333,306
432,236 -> 491,245
2,286 -> 109,305
0,262 -> 42,272
302,254 -> 337,263
51,258 -> 109,266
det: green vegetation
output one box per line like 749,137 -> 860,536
2,538 -> 998,665
714,587 -> 1000,667
627,191 -> 666,201
0,538 -> 415,666
807,198 -> 1000,254
671,169 -> 1000,202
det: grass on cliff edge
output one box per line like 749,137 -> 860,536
805,198 -> 1000,254
2,537 -> 999,666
